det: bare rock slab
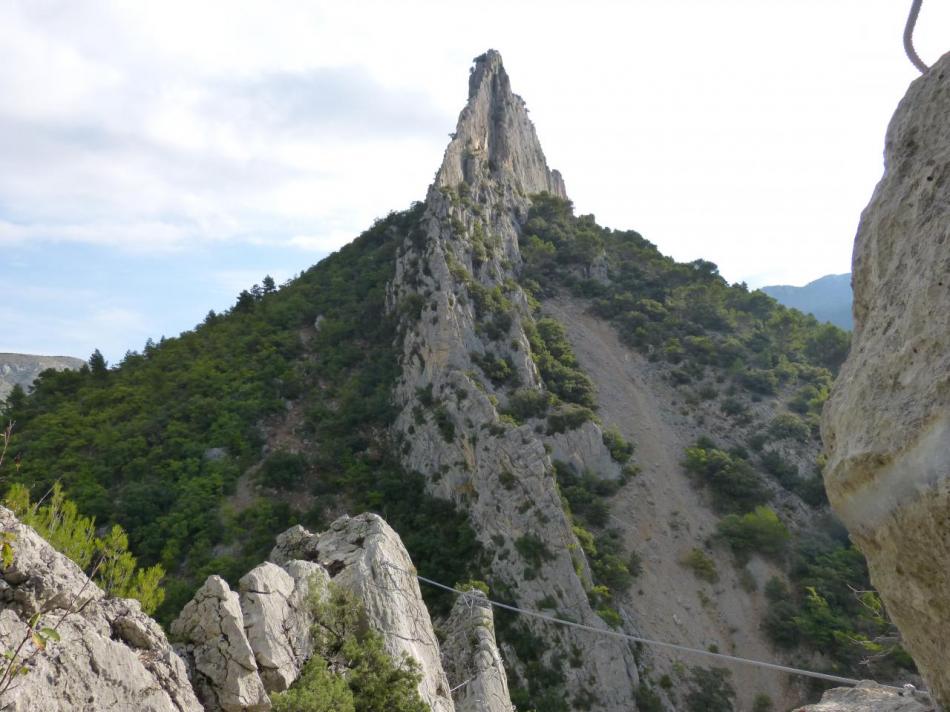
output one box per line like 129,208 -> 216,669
823,53 -> 950,707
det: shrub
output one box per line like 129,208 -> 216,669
685,667 -> 735,712
602,427 -> 634,464
271,578 -> 428,712
515,534 -> 554,568
525,318 -> 597,408
739,369 -> 777,395
716,506 -> 789,560
471,352 -> 517,386
683,442 -> 769,513
753,693 -> 774,712
681,548 -> 718,583
546,404 -> 595,435
433,405 -> 455,442
504,388 -> 551,422
259,451 -> 308,489
5,483 -> 166,614
768,413 -> 810,442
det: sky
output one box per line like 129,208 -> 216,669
1,0 -> 946,362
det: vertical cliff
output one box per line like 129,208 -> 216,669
388,51 -> 640,709
823,53 -> 950,707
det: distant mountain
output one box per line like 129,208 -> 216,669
0,353 -> 85,401
762,273 -> 853,330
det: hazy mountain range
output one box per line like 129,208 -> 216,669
762,273 -> 852,330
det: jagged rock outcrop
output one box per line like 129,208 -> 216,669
270,513 -> 455,712
387,49 -> 638,709
171,576 -> 271,711
0,353 -> 84,401
441,589 -> 514,712
795,682 -> 934,712
0,506 -> 202,712
239,560 -> 326,692
822,53 -> 950,708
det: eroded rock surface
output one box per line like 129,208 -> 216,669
387,49 -> 639,710
795,682 -> 934,712
271,513 -> 456,712
170,576 -> 269,712
441,589 -> 514,712
239,560 -> 327,692
823,53 -> 950,707
0,506 -> 202,712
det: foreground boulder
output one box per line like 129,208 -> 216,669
823,53 -> 950,707
794,681 -> 933,712
0,506 -> 202,712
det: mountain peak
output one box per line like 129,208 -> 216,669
434,50 -> 566,198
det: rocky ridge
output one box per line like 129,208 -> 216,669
0,353 -> 84,402
1,503 -> 514,712
823,52 -> 950,708
388,50 -> 640,708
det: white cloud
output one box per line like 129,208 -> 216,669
2,0 -> 947,285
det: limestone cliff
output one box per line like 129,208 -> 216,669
388,50 -> 639,709
0,506 -> 202,712
823,53 -> 950,707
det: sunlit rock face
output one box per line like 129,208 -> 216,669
822,53 -> 950,708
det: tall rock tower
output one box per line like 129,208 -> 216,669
823,53 -> 950,707
388,51 -> 640,710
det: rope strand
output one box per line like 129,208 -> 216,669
383,562 -> 930,698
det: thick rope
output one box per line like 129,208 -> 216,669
383,562 -> 929,697
904,0 -> 929,74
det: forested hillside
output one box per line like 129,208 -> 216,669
1,51 -> 917,711
3,203 -> 482,624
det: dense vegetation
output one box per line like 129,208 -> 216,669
2,203 -> 483,624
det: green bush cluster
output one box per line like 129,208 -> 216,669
5,483 -> 165,614
270,579 -> 428,712
680,547 -> 718,584
524,317 -> 596,408
715,506 -> 790,561
682,439 -> 769,513
685,668 -> 735,712
601,427 -> 634,464
762,530 -> 917,679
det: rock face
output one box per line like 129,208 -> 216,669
270,513 -> 456,712
441,589 -> 514,712
0,506 -> 202,712
0,353 -> 84,401
794,682 -> 934,712
387,49 -> 639,709
822,53 -> 950,707
170,576 -> 271,711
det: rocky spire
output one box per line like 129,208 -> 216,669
388,51 -> 640,710
434,50 -> 566,199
